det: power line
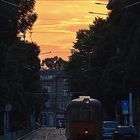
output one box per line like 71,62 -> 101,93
0,0 -> 19,7
124,1 -> 140,9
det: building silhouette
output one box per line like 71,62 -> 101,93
40,69 -> 71,127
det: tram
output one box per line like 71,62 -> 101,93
65,96 -> 102,140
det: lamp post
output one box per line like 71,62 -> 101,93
95,2 -> 107,6
89,1 -> 109,16
129,92 -> 133,126
39,51 -> 51,55
89,11 -> 108,16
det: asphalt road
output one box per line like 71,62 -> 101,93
17,127 -> 114,140
19,127 -> 66,140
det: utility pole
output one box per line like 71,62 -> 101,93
129,92 -> 133,126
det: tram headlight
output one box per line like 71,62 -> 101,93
83,98 -> 90,103
84,130 -> 89,134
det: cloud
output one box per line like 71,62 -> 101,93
39,44 -> 72,60
49,11 -> 61,14
28,0 -> 108,61
66,24 -> 89,32
97,0 -> 107,2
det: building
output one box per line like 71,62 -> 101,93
40,69 -> 71,127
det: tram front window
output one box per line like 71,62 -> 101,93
70,106 -> 94,122
80,106 -> 91,121
69,107 -> 79,121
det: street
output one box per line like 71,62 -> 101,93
16,126 -> 139,140
18,127 -> 112,140
19,127 -> 66,140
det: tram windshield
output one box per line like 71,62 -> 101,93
69,105 -> 100,122
80,106 -> 91,120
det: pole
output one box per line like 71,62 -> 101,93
129,92 -> 133,126
42,112 -> 45,126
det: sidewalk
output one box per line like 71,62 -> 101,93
16,126 -> 52,140
16,129 -> 37,140
0,128 -> 39,140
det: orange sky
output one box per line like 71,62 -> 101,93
26,0 -> 109,61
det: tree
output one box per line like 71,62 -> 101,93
42,56 -> 67,70
0,0 -> 40,131
0,0 -> 37,42
1,40 -> 41,130
0,0 -> 19,43
65,3 -> 140,119
18,0 -> 37,34
65,18 -> 116,99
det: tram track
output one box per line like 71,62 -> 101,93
44,128 -> 52,140
44,128 -> 66,140
59,128 -> 66,138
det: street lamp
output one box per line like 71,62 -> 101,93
39,51 -> 51,55
89,11 -> 108,16
90,1 -> 109,16
95,2 -> 107,6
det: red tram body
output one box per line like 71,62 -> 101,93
65,96 -> 102,140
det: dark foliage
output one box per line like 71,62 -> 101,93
0,0 -> 41,131
65,1 -> 140,119
42,56 -> 67,70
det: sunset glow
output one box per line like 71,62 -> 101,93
26,0 -> 108,61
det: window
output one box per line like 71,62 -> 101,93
48,75 -> 53,80
80,106 -> 92,121
45,100 -> 52,108
47,86 -> 51,93
69,105 -> 99,122
63,90 -> 68,96
59,103 -> 65,109
42,84 -> 52,93
40,75 -> 54,80
70,107 -> 79,121
63,79 -> 68,84
40,75 -> 47,80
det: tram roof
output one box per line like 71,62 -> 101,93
68,98 -> 101,106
